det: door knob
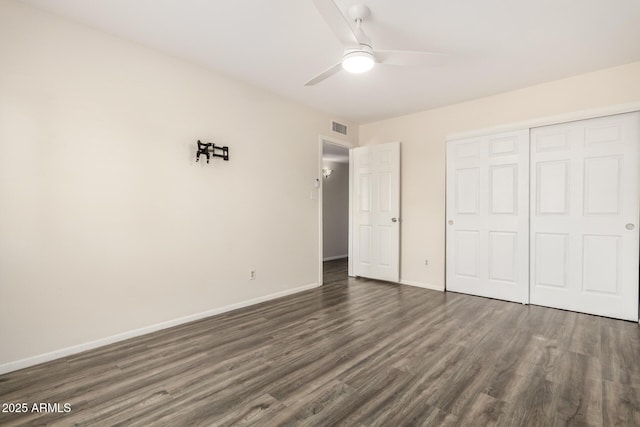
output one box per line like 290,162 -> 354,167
448,220 -> 454,225
391,217 -> 398,223
626,223 -> 635,230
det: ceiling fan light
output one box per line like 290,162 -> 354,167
342,51 -> 375,74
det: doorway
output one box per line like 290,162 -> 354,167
320,138 -> 351,285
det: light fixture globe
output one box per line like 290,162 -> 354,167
341,49 -> 375,74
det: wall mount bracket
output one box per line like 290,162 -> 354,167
196,140 -> 229,164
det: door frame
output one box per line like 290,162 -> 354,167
318,136 -> 355,286
447,102 -> 640,141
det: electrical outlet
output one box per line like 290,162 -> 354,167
250,270 -> 256,280
425,259 -> 429,267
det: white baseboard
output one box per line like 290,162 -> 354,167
400,279 -> 445,292
323,254 -> 348,261
0,282 -> 319,375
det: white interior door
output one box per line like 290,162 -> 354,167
446,130 -> 530,303
530,112 -> 639,321
352,142 -> 400,282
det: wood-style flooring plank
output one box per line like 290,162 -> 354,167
1,258 -> 639,426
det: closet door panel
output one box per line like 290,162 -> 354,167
446,130 -> 529,303
530,112 -> 640,321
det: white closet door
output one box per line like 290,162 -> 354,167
446,130 -> 529,303
530,112 -> 640,321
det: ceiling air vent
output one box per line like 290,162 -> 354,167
332,121 -> 348,135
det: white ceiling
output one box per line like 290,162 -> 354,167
21,0 -> 640,123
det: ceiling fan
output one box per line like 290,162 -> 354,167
306,0 -> 446,86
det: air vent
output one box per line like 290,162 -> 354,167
332,121 -> 348,135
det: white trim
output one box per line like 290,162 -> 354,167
446,102 -> 640,141
400,279 -> 445,292
0,282 -> 319,375
321,135 -> 355,149
348,149 -> 354,277
323,254 -> 348,261
318,138 -> 324,286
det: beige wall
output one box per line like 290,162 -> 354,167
322,160 -> 349,259
359,61 -> 640,290
0,0 -> 356,370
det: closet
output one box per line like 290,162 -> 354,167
446,112 -> 640,321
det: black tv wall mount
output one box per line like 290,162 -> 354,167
195,140 -> 229,164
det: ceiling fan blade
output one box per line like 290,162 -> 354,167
376,50 -> 447,67
312,0 -> 364,47
305,62 -> 343,86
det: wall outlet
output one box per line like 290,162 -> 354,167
250,270 -> 256,280
425,259 -> 429,267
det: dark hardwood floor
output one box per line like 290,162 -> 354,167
1,258 -> 639,426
